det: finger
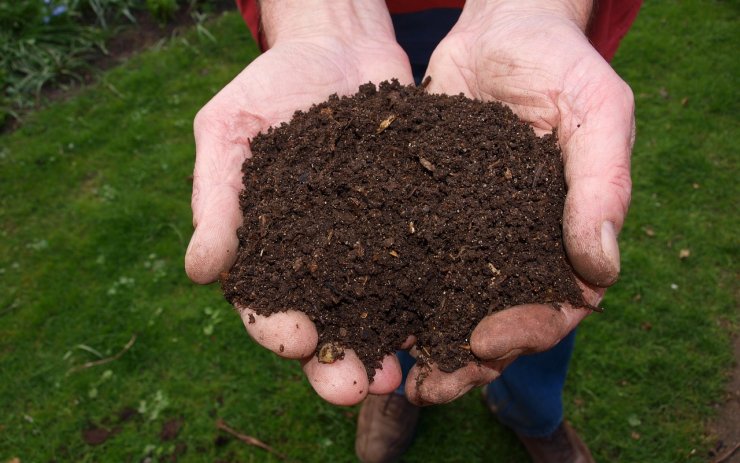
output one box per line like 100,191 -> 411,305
185,101 -> 269,284
367,354 -> 403,395
561,71 -> 634,287
302,349 -> 369,406
400,335 -> 416,350
404,361 -> 503,406
185,182 -> 243,284
470,303 -> 591,360
239,306 -> 318,359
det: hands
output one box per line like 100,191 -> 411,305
404,0 -> 634,405
186,0 -> 634,407
185,0 -> 413,405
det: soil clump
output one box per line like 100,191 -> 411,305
222,79 -> 586,379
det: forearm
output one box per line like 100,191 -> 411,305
457,0 -> 593,33
259,0 -> 396,47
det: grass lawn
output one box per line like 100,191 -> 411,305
0,2 -> 737,462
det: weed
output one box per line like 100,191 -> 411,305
146,0 -> 178,24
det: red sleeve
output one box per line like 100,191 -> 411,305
235,0 -> 642,61
235,0 -> 266,51
587,0 -> 643,61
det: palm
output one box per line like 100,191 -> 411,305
404,13 -> 635,405
428,11 -> 634,288
186,36 -> 413,406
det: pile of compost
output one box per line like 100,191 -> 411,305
222,80 -> 585,379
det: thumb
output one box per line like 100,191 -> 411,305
561,73 -> 634,288
185,181 -> 242,284
185,107 -> 265,284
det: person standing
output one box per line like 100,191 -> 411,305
186,1 -> 641,461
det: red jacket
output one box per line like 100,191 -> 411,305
236,0 -> 642,62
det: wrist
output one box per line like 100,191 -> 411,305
457,0 -> 593,33
259,0 -> 397,48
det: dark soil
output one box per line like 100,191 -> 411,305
160,417 -> 184,441
82,425 -> 118,445
708,331 -> 740,463
223,79 -> 586,379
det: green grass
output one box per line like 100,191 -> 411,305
0,2 -> 737,462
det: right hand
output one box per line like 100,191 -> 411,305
185,1 -> 413,406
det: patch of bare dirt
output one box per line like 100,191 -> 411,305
708,330 -> 740,463
2,1 -> 235,133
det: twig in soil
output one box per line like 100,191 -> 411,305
323,281 -> 357,303
216,418 -> 285,460
531,163 -> 545,188
712,442 -> 740,463
66,334 -> 137,375
421,75 -> 432,89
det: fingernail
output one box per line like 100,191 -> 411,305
601,221 -> 620,278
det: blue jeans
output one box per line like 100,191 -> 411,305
391,8 -> 574,438
394,331 -> 575,438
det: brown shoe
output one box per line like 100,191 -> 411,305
481,386 -> 595,463
517,421 -> 595,463
355,393 -> 420,463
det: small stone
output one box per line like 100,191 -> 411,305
318,343 -> 345,364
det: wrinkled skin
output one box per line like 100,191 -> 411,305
185,2 -> 633,407
186,15 -> 415,405
403,5 -> 634,405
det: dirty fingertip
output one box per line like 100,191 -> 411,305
368,354 -> 402,395
240,307 -> 318,359
185,226 -> 238,284
302,349 -> 369,406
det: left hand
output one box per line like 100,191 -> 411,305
404,0 -> 635,405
